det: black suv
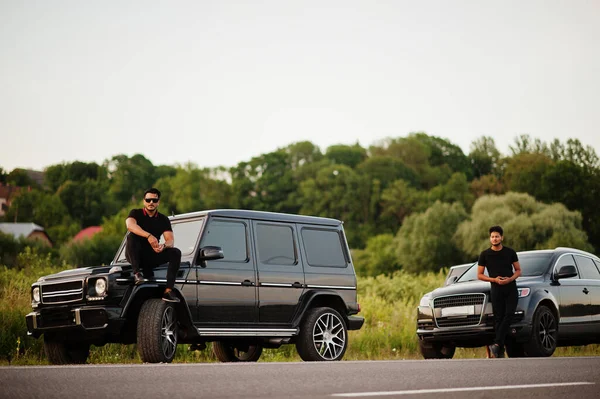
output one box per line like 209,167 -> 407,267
417,247 -> 600,358
26,210 -> 364,364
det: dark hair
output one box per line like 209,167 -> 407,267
144,188 -> 161,199
489,225 -> 503,236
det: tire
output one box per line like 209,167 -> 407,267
212,341 -> 263,362
296,307 -> 348,361
418,340 -> 456,359
523,305 -> 557,357
137,299 -> 178,363
44,337 -> 90,365
505,341 -> 525,358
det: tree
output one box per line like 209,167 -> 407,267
503,153 -> 554,197
395,201 -> 468,273
453,192 -> 594,259
380,179 -> 428,227
469,174 -> 505,199
411,132 -> 472,179
45,162 -> 107,192
57,179 -> 113,227
105,154 -> 156,206
230,150 -> 298,213
356,156 -> 419,189
428,172 -> 474,210
469,136 -> 502,178
351,234 -> 400,276
0,167 -> 7,184
6,169 -> 38,188
324,143 -> 367,169
283,141 -> 323,170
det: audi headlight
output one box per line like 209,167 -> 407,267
518,287 -> 530,298
32,286 -> 40,303
95,278 -> 107,296
419,293 -> 432,307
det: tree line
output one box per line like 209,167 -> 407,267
1,132 -> 598,273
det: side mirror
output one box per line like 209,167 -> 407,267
197,246 -> 224,262
556,265 -> 578,280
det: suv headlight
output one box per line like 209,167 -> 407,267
518,287 -> 530,298
419,293 -> 432,307
87,277 -> 108,299
32,286 -> 40,303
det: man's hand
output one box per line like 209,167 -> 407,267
153,244 -> 165,253
148,235 -> 161,251
496,276 -> 510,285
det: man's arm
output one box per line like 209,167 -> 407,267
126,217 -> 160,249
477,265 -> 503,284
505,261 -> 522,283
163,230 -> 175,249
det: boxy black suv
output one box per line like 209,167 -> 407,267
417,247 -> 600,358
26,210 -> 364,364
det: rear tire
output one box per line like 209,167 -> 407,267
44,336 -> 90,365
418,340 -> 455,359
137,299 -> 178,363
296,307 -> 348,361
212,341 -> 263,362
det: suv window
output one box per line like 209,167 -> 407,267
301,228 -> 347,267
201,219 -> 248,262
575,255 -> 600,280
256,223 -> 296,265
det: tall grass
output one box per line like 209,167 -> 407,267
1,252 -> 599,365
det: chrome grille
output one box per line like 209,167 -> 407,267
433,293 -> 485,328
41,280 -> 84,304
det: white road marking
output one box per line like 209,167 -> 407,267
332,382 -> 595,397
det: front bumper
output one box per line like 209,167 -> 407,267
26,306 -> 124,338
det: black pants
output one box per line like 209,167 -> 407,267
490,283 -> 518,347
126,234 -> 181,290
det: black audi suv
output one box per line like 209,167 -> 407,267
417,247 -> 600,358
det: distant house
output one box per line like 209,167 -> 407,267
72,226 -> 103,242
0,184 -> 23,217
0,222 -> 53,247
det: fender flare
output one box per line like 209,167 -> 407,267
291,290 -> 349,328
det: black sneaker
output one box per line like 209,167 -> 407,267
490,344 -> 502,358
134,272 -> 144,285
162,291 -> 180,303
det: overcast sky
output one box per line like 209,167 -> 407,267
1,0 -> 599,172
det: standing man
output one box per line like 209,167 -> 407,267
125,188 -> 181,303
477,225 -> 521,358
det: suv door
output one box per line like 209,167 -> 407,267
253,220 -> 305,324
195,218 -> 257,324
554,254 -> 590,337
573,254 -> 600,334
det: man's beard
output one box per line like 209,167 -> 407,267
491,241 -> 502,248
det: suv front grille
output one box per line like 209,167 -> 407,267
41,280 -> 84,304
433,293 -> 485,328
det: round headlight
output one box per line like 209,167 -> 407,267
32,287 -> 40,302
95,278 -> 107,296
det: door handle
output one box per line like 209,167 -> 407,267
292,282 -> 304,288
241,280 -> 254,287
583,288 -> 589,294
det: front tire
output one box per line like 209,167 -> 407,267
523,305 -> 557,357
44,337 -> 90,365
212,342 -> 263,362
296,307 -> 348,361
418,340 -> 456,359
137,299 -> 178,363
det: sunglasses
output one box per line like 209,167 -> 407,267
144,198 -> 159,203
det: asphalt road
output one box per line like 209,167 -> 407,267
1,357 -> 599,399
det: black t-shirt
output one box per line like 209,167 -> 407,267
128,208 -> 172,255
478,246 -> 518,279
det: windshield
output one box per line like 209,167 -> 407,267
114,218 -> 205,263
457,252 -> 553,283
